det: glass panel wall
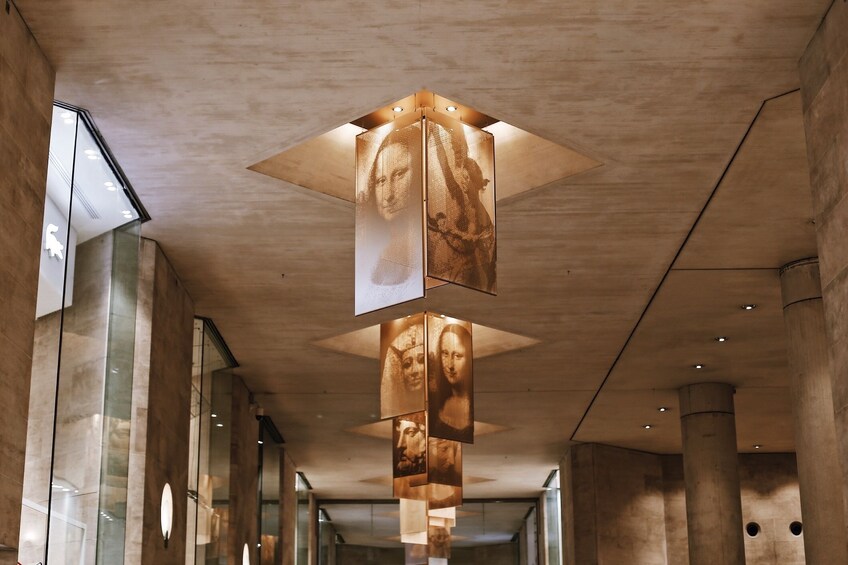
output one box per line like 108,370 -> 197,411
18,104 -> 144,565
295,474 -> 311,565
258,424 -> 281,564
187,319 -> 236,565
542,470 -> 562,565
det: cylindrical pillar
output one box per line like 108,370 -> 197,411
679,383 -> 745,565
780,258 -> 848,563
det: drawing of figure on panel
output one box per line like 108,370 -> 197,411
426,119 -> 495,293
355,120 -> 424,314
380,314 -> 426,419
428,437 -> 461,487
393,412 -> 427,478
428,320 -> 474,443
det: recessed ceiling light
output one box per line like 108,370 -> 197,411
84,149 -> 97,155
104,181 -> 114,187
742,304 -> 757,310
715,336 -> 728,342
446,105 -> 458,112
258,440 -> 264,445
87,154 -> 100,160
643,424 -> 652,429
392,106 -> 403,112
211,413 -> 217,418
121,210 -> 131,215
754,444 -> 762,449
658,407 -> 668,412
693,364 -> 704,369
216,423 -> 223,428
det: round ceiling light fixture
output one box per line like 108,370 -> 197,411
392,106 -> 404,112
446,105 -> 458,112
161,482 -> 173,547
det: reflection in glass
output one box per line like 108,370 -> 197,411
19,103 -> 144,565
187,319 -> 235,564
295,473 -> 311,565
542,470 -> 563,565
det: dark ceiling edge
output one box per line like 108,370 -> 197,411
567,88 -> 801,443
195,316 -> 240,368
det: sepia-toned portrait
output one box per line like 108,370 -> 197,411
380,314 -> 426,419
428,525 -> 451,559
426,112 -> 496,295
427,315 -> 474,443
355,116 -> 425,315
428,437 -> 462,487
393,412 -> 427,479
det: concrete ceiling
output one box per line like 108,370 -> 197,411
16,0 -> 831,543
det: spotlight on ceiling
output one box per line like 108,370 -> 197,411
658,407 -> 668,413
742,304 -> 757,310
392,106 -> 404,112
715,336 -> 727,343
643,424 -> 653,430
693,364 -> 704,369
753,444 -> 762,449
446,105 -> 458,112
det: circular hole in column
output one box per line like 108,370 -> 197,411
745,522 -> 760,538
789,521 -> 803,536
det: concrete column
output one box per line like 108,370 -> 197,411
779,258 -> 848,563
800,0 -> 848,548
679,383 -> 745,565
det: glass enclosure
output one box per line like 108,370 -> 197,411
187,319 -> 236,564
18,103 -> 145,565
295,473 -> 311,565
258,423 -> 282,564
542,470 -> 562,565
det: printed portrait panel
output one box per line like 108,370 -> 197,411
405,543 -> 429,564
393,412 -> 427,480
427,483 -> 462,510
428,525 -> 451,559
425,110 -> 496,295
355,112 -> 425,316
427,438 -> 462,487
380,314 -> 427,419
427,314 -> 474,444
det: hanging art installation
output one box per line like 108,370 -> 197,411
354,106 -> 496,316
379,312 -> 474,563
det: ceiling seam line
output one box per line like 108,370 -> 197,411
567,90 -> 783,443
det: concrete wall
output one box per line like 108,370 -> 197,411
229,375 -> 259,565
126,239 -> 194,564
561,443 -> 668,565
800,0 -> 848,537
0,1 -> 54,557
561,444 -> 804,564
738,454 -> 804,565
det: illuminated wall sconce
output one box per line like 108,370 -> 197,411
355,107 -> 496,315
161,482 -> 173,548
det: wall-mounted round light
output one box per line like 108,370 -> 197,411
161,483 -> 173,547
243,543 -> 250,565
